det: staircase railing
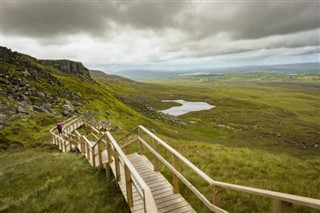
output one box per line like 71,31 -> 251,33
105,131 -> 158,212
118,125 -> 320,213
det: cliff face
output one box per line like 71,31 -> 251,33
38,59 -> 91,79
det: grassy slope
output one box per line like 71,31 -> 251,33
0,147 -> 128,213
1,69 -> 319,212
92,71 -> 320,212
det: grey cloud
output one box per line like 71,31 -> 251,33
3,1 -> 114,38
177,2 -> 320,39
3,1 -> 319,41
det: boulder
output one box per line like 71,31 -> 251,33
0,78 -> 11,85
0,114 -> 9,125
65,100 -> 75,111
62,110 -> 70,116
76,92 -> 82,98
42,103 -> 53,113
32,105 -> 44,112
19,95 -> 32,104
17,106 -> 29,114
17,81 -> 26,87
36,92 -> 46,98
7,143 -> 23,150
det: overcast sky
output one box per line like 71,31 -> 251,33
1,0 -> 319,72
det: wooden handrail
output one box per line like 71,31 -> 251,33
117,127 -> 138,144
106,132 -> 158,213
139,125 -> 213,185
138,136 -> 227,213
135,125 -> 320,212
50,118 -> 320,212
212,181 -> 320,209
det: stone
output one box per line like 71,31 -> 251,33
37,92 -> 46,98
61,105 -> 72,112
62,110 -> 70,116
65,100 -> 75,111
42,103 -> 53,113
0,78 -> 11,85
19,95 -> 32,104
7,143 -> 23,150
23,70 -> 31,77
17,81 -> 26,87
0,114 -> 9,125
17,106 -> 28,114
76,92 -> 82,98
32,105 -> 44,112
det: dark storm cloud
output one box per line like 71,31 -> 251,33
2,1 -> 113,37
2,0 -> 187,38
177,1 -> 320,39
3,1 -> 319,41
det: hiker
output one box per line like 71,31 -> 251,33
57,121 -> 63,136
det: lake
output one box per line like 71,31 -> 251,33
159,100 -> 215,116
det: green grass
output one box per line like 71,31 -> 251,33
0,147 -> 128,213
1,66 -> 320,212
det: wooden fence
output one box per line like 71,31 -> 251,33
117,125 -> 320,213
50,117 -> 320,213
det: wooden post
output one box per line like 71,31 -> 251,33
92,146 -> 96,167
273,200 -> 293,213
63,139 -> 67,152
153,138 -> 159,171
213,185 -> 221,207
98,142 -> 103,170
86,141 -> 90,161
138,128 -> 144,155
69,136 -> 72,151
115,152 -> 120,181
172,155 -> 179,194
105,139 -> 112,181
58,137 -> 62,150
79,137 -> 83,153
124,165 -> 133,207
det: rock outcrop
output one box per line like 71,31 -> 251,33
38,59 -> 91,79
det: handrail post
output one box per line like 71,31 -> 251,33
213,185 -> 222,207
92,146 -> 96,167
124,165 -> 134,207
138,128 -> 144,155
153,138 -> 159,171
172,154 -> 179,194
63,139 -> 67,152
86,141 -> 90,161
98,141 -> 103,170
69,136 -> 72,150
115,152 -> 121,181
105,138 -> 112,181
273,199 -> 293,213
80,136 -> 84,154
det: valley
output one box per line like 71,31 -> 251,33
1,47 -> 319,212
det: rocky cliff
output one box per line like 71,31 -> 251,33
0,46 -> 88,129
38,59 -> 91,80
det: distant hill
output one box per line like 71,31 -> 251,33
113,62 -> 320,80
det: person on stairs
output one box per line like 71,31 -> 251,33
57,121 -> 63,136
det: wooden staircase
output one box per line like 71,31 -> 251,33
50,117 -> 320,213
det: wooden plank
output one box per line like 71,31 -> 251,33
158,201 -> 189,212
164,204 -> 194,213
156,197 -> 187,209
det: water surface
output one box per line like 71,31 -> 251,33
159,100 -> 215,116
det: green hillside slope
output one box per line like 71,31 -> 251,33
1,47 -> 319,212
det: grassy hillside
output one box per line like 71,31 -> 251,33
91,71 -> 320,212
1,48 -> 319,213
